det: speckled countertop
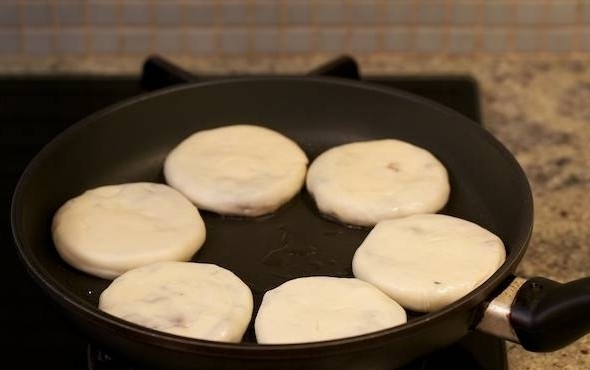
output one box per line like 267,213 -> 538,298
358,55 -> 590,370
2,54 -> 589,370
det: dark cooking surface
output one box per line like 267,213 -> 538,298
2,63 -> 506,370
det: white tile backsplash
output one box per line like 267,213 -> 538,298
417,1 -> 446,24
56,29 -> 85,54
154,3 -> 181,26
516,2 -> 544,25
122,1 -> 151,25
483,29 -> 510,52
184,2 -> 216,26
90,29 -> 120,54
583,1 -> 590,24
414,29 -> 443,52
55,1 -> 84,26
251,1 -> 279,25
3,0 -> 590,59
348,28 -> 377,52
0,31 -> 20,54
22,2 -> 51,26
580,28 -> 590,50
449,29 -> 476,53
384,28 -> 409,51
546,29 -> 573,52
386,0 -> 413,25
186,29 -> 215,55
253,29 -> 279,53
220,28 -> 248,54
220,1 -> 247,25
24,29 -> 52,55
0,3 -> 19,27
284,0 -> 311,24
547,1 -> 576,25
515,29 -> 541,52
450,1 -> 478,25
154,29 -> 183,54
316,1 -> 348,24
318,28 -> 347,52
484,2 -> 513,25
349,0 -> 380,25
122,29 -> 151,54
88,1 -> 119,25
282,28 -> 312,53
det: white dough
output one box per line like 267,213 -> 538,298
352,214 -> 506,312
254,276 -> 407,344
52,182 -> 206,279
306,139 -> 450,226
164,125 -> 309,217
99,262 -> 253,342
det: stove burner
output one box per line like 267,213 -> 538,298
306,55 -> 360,79
140,53 -> 361,91
139,54 -> 481,123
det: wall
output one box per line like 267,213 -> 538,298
0,0 -> 588,63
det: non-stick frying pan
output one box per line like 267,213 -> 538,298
11,62 -> 590,370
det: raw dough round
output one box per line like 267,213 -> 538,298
306,139 -> 450,226
99,261 -> 253,342
254,276 -> 407,344
352,214 -> 506,312
52,182 -> 206,279
164,125 -> 309,217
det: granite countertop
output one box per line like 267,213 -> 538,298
357,55 -> 590,370
362,55 -> 590,370
2,54 -> 588,369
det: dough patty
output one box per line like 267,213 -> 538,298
99,261 -> 253,342
52,182 -> 206,279
255,276 -> 407,344
352,214 -> 506,312
306,139 -> 450,226
164,124 -> 309,217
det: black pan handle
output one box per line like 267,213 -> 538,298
510,276 -> 590,352
476,276 -> 590,352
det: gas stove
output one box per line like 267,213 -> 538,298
1,55 -> 504,370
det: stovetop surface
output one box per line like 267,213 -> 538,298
1,58 -> 504,370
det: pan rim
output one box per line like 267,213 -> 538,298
11,76 -> 533,356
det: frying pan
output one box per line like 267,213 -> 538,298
11,59 -> 590,370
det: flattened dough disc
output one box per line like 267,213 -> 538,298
99,261 -> 253,342
52,182 -> 206,279
353,214 -> 506,312
255,276 -> 407,344
306,139 -> 450,226
164,124 -> 309,217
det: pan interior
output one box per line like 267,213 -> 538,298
12,78 -> 532,345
